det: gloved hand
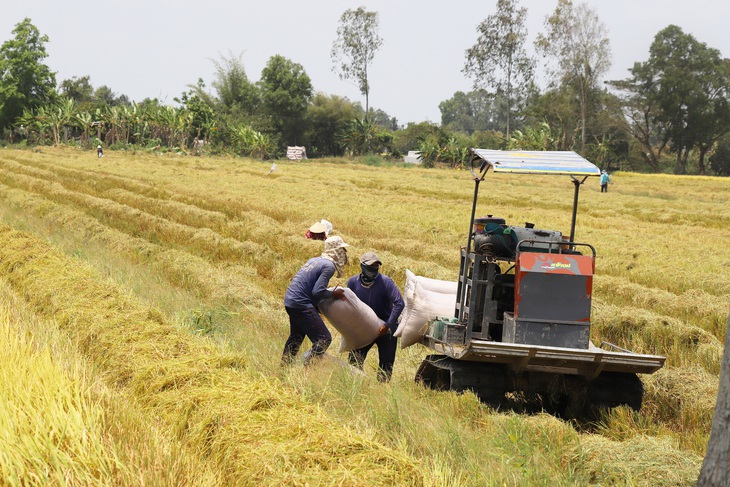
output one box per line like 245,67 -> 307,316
331,287 -> 347,301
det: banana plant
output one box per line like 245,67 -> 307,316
47,98 -> 76,145
507,122 -> 557,151
16,108 -> 46,145
74,111 -> 93,147
231,125 -> 275,159
101,105 -> 122,146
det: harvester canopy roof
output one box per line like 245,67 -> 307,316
470,149 -> 601,176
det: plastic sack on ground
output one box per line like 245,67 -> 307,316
405,269 -> 458,295
320,219 -> 333,236
319,287 -> 382,353
395,278 -> 457,348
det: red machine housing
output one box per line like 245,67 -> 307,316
504,247 -> 595,349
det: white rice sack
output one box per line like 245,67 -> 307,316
396,270 -> 457,345
395,277 -> 417,334
395,281 -> 457,348
397,273 -> 440,332
405,269 -> 458,295
319,287 -> 382,353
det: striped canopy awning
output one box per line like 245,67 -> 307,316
470,149 -> 601,176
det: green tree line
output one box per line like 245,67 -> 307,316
1,1 -> 729,175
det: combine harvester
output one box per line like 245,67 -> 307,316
416,149 -> 665,416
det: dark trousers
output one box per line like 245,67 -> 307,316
601,184 -> 608,192
282,306 -> 332,365
348,332 -> 398,382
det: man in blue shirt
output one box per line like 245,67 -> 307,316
282,236 -> 349,366
600,170 -> 610,192
347,251 -> 405,382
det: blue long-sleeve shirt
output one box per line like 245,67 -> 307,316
347,274 -> 405,332
284,257 -> 336,309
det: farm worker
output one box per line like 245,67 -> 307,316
305,221 -> 327,240
600,170 -> 610,192
97,145 -> 104,158
281,235 -> 350,365
346,251 -> 405,382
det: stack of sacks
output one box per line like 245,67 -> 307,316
394,270 -> 458,348
319,287 -> 383,353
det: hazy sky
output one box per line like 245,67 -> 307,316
3,1 -> 729,125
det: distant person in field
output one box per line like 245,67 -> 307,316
281,235 -> 350,366
600,170 -> 610,192
305,221 -> 327,241
346,251 -> 404,382
97,145 -> 104,158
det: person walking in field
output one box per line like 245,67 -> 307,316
346,251 -> 404,382
281,235 -> 350,366
97,145 -> 104,158
600,170 -> 610,192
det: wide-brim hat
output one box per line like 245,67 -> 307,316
360,251 -> 381,266
324,235 -> 349,251
309,222 -> 327,234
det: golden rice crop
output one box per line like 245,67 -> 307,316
0,310 -> 119,484
0,224 -> 424,486
1,146 -> 727,484
0,279 -> 220,486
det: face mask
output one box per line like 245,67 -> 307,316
332,248 -> 348,277
360,263 -> 379,285
322,248 -> 348,277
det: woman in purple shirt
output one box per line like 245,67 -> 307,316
347,251 -> 405,382
282,236 -> 349,365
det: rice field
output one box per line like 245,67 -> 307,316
0,145 -> 727,485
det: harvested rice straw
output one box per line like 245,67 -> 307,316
581,434 -> 701,486
594,275 -> 728,336
0,184 -> 271,307
592,303 -> 723,374
642,366 -> 718,429
0,166 -> 266,263
3,155 -> 344,269
0,225 -> 424,486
